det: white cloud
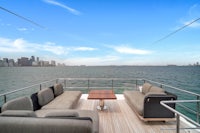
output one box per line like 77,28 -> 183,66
184,20 -> 200,28
111,46 -> 152,55
17,28 -> 28,31
73,47 -> 97,51
177,4 -> 200,29
0,38 -> 34,52
62,56 -> 120,66
0,23 -> 11,27
41,43 -> 66,55
188,4 -> 200,18
43,0 -> 80,15
0,37 -> 97,55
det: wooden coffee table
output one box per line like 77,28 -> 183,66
88,90 -> 117,110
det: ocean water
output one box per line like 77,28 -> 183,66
0,66 -> 200,121
0,66 -> 199,94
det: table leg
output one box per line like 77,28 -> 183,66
97,99 -> 107,110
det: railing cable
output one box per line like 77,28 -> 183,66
0,6 -> 46,29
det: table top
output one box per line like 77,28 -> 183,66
87,90 -> 117,99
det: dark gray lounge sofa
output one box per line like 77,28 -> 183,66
123,82 -> 177,121
0,83 -> 99,133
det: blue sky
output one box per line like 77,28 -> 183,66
0,0 -> 200,66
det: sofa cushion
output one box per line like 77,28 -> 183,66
34,109 -> 99,133
145,91 -> 166,97
31,92 -> 41,111
1,96 -> 33,112
124,91 -> 145,115
38,88 -> 54,106
142,83 -> 152,94
0,110 -> 36,117
44,110 -> 79,117
49,86 -> 54,94
149,86 -> 165,93
0,116 -> 93,133
41,91 -> 82,110
54,83 -> 64,97
77,110 -> 99,133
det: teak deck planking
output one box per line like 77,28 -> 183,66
76,94 -> 199,133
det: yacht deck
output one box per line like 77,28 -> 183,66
76,94 -> 198,133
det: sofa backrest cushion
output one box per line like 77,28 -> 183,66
142,83 -> 152,94
1,96 -> 33,112
145,91 -> 166,97
0,110 -> 36,117
49,86 -> 54,94
53,83 -> 64,97
44,110 -> 79,118
149,86 -> 165,93
37,88 -> 54,106
30,92 -> 41,111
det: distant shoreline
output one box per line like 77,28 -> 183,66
0,65 -> 200,67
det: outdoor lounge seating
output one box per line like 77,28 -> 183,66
123,82 -> 177,121
0,83 -> 99,133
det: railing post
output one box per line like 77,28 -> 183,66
64,79 -> 67,89
88,79 -> 90,91
3,95 -> 6,103
160,84 -> 163,88
176,114 -> 180,133
112,79 -> 114,91
40,84 -> 42,90
136,80 -> 138,90
197,96 -> 200,123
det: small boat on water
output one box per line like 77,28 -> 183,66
0,78 -> 200,133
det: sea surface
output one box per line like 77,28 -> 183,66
0,66 -> 199,93
0,66 -> 200,121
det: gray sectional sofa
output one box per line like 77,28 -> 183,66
124,82 -> 177,121
0,83 -> 99,133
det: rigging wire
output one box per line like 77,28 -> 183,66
152,17 -> 200,45
0,6 -> 46,29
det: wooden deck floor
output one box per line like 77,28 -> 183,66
76,94 -> 199,133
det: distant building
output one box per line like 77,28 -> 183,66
32,61 -> 39,66
31,56 -> 35,62
17,58 -> 21,66
0,60 -> 3,67
37,57 -> 39,62
0,56 -> 58,67
43,61 -> 50,66
3,58 -> 9,67
57,63 -> 66,66
8,59 -> 15,67
51,60 -> 56,66
20,57 -> 32,66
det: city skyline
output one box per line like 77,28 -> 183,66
0,0 -> 200,66
0,55 -> 199,67
0,55 -> 57,67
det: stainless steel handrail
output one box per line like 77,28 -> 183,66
0,77 -> 200,127
143,79 -> 200,97
161,100 -> 200,133
0,79 -> 57,102
144,78 -> 200,123
1,77 -> 198,97
176,103 -> 197,116
58,77 -> 143,80
57,78 -> 142,92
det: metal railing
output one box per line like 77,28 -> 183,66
0,77 -> 200,132
143,79 -> 200,124
57,78 -> 142,91
161,100 -> 200,133
0,79 -> 57,103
